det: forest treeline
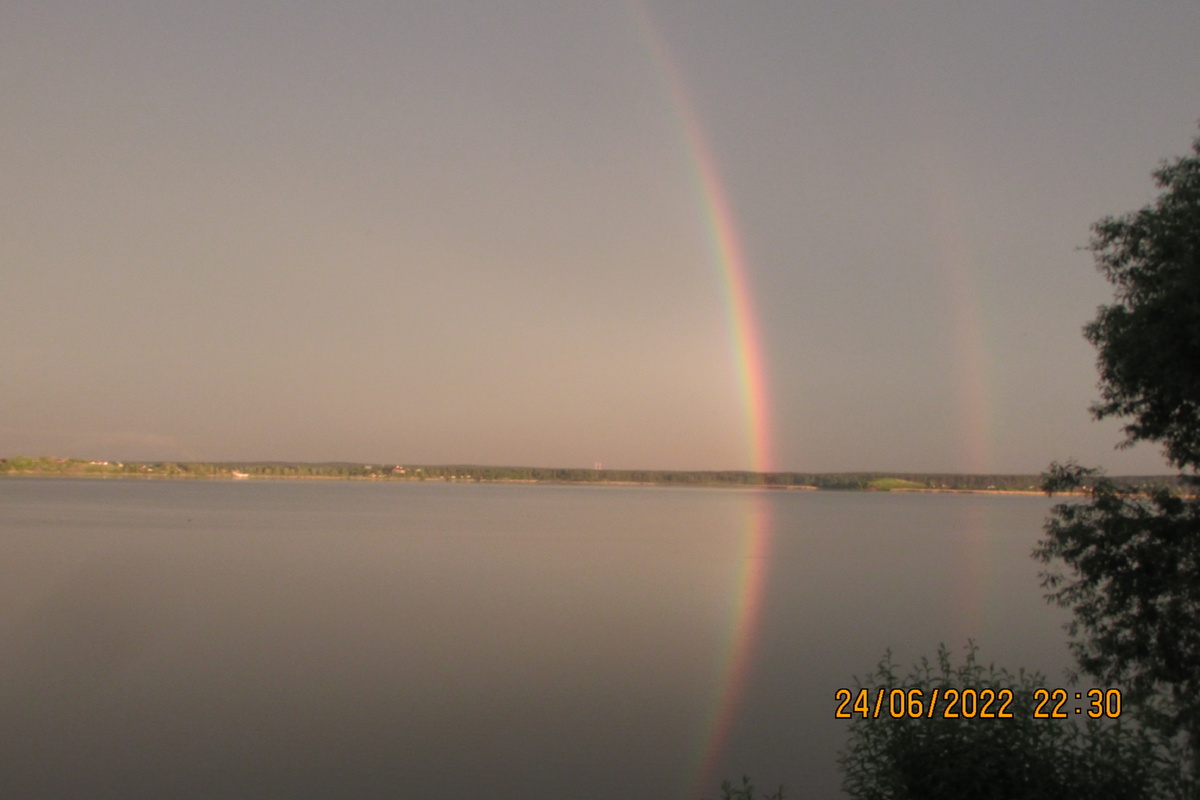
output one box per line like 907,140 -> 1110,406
0,455 -> 1180,492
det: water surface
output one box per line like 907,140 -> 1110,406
0,479 -> 1069,798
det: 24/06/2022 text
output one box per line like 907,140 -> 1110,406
834,688 -> 1122,719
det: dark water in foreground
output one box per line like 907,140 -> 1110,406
0,479 -> 1071,799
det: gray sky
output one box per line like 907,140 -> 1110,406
4,0 -> 1198,473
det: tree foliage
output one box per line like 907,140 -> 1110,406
1037,464 -> 1200,746
838,644 -> 1178,800
704,775 -> 784,800
1037,131 -> 1200,783
1085,134 -> 1200,472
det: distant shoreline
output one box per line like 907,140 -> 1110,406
2,456 -> 1175,493
0,471 -> 1046,493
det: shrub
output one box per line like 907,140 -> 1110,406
838,643 -> 1180,800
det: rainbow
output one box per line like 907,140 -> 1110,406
625,3 -> 774,476
622,10 -> 1002,791
623,4 -> 776,795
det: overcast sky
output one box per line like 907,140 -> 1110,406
4,0 -> 1198,473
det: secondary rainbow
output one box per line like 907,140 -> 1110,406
624,4 -> 776,794
921,143 -> 994,473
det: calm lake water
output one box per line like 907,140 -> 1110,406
0,478 -> 1073,799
